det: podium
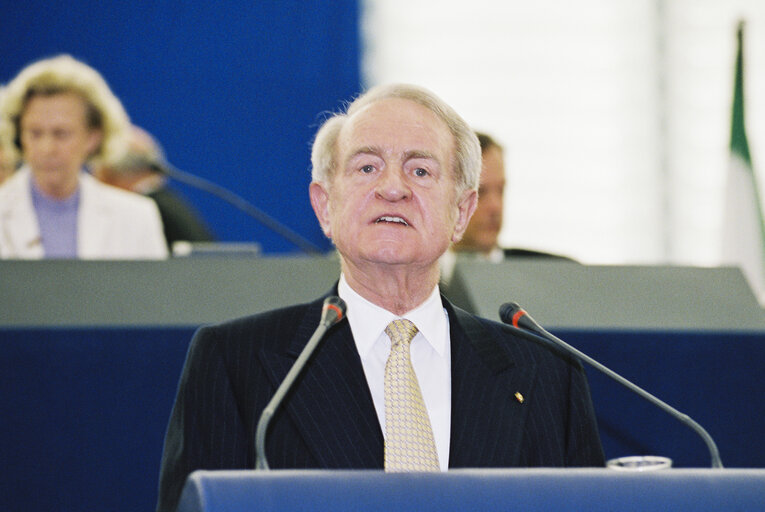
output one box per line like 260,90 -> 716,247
2,258 -> 764,512
178,468 -> 765,512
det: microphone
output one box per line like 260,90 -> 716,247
161,162 -> 324,254
255,296 -> 347,470
498,302 -> 724,469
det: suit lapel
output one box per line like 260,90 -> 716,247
77,174 -> 112,258
447,301 -> 538,468
259,297 -> 384,468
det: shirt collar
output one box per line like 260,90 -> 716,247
338,273 -> 448,359
30,172 -> 81,208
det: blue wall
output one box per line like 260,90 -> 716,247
1,2 -> 362,253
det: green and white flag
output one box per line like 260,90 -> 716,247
722,21 -> 765,306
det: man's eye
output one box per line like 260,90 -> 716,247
360,165 -> 375,173
413,167 -> 429,177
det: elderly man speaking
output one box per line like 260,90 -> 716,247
156,84 -> 604,512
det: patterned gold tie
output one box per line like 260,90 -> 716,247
384,319 -> 440,472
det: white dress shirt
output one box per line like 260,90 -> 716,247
338,274 -> 451,471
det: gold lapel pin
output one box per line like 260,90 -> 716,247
514,392 -> 524,404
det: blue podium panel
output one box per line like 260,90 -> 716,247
3,328 -> 765,512
564,329 -> 765,468
178,469 -> 765,512
0,328 -> 193,512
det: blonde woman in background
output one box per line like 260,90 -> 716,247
0,55 -> 167,259
0,145 -> 15,186
0,87 -> 15,185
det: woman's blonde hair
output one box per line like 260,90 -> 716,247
0,54 -> 130,166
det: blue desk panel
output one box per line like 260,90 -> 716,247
179,469 -> 765,512
1,328 -> 192,512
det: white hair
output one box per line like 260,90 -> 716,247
310,83 -> 481,194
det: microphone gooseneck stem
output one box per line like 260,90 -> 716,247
163,164 -> 324,254
255,296 -> 346,470
548,330 -> 722,468
255,321 -> 330,470
501,304 -> 723,469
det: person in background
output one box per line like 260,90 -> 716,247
0,87 -> 16,185
0,144 -> 15,186
451,132 -> 506,259
441,132 -> 577,291
93,125 -> 215,251
156,83 -> 603,512
0,55 -> 167,259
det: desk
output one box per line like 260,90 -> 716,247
178,468 -> 765,512
1,259 -> 763,511
3,327 -> 763,511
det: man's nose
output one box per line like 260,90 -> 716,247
375,167 -> 411,201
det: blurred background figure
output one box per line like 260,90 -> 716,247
443,131 -> 575,279
0,86 -> 16,185
93,125 -> 215,251
0,54 -> 167,259
451,132 -> 506,260
440,131 -> 576,310
0,144 -> 16,186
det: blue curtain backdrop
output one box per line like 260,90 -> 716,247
0,2 -> 361,253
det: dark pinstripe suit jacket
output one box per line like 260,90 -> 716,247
156,292 -> 604,512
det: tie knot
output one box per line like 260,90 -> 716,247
385,319 -> 418,347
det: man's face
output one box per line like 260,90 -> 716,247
20,92 -> 102,198
457,145 -> 505,253
310,97 -> 476,270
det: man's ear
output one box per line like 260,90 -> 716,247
451,188 -> 478,243
309,181 -> 332,238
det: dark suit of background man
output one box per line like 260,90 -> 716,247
93,125 -> 215,252
156,83 -> 604,512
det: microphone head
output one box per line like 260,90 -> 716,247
499,302 -> 524,326
499,302 -> 545,334
321,296 -> 347,326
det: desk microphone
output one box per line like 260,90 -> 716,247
498,302 -> 723,469
161,162 -> 324,254
255,296 -> 347,470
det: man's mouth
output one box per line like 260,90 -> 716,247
375,215 -> 409,226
